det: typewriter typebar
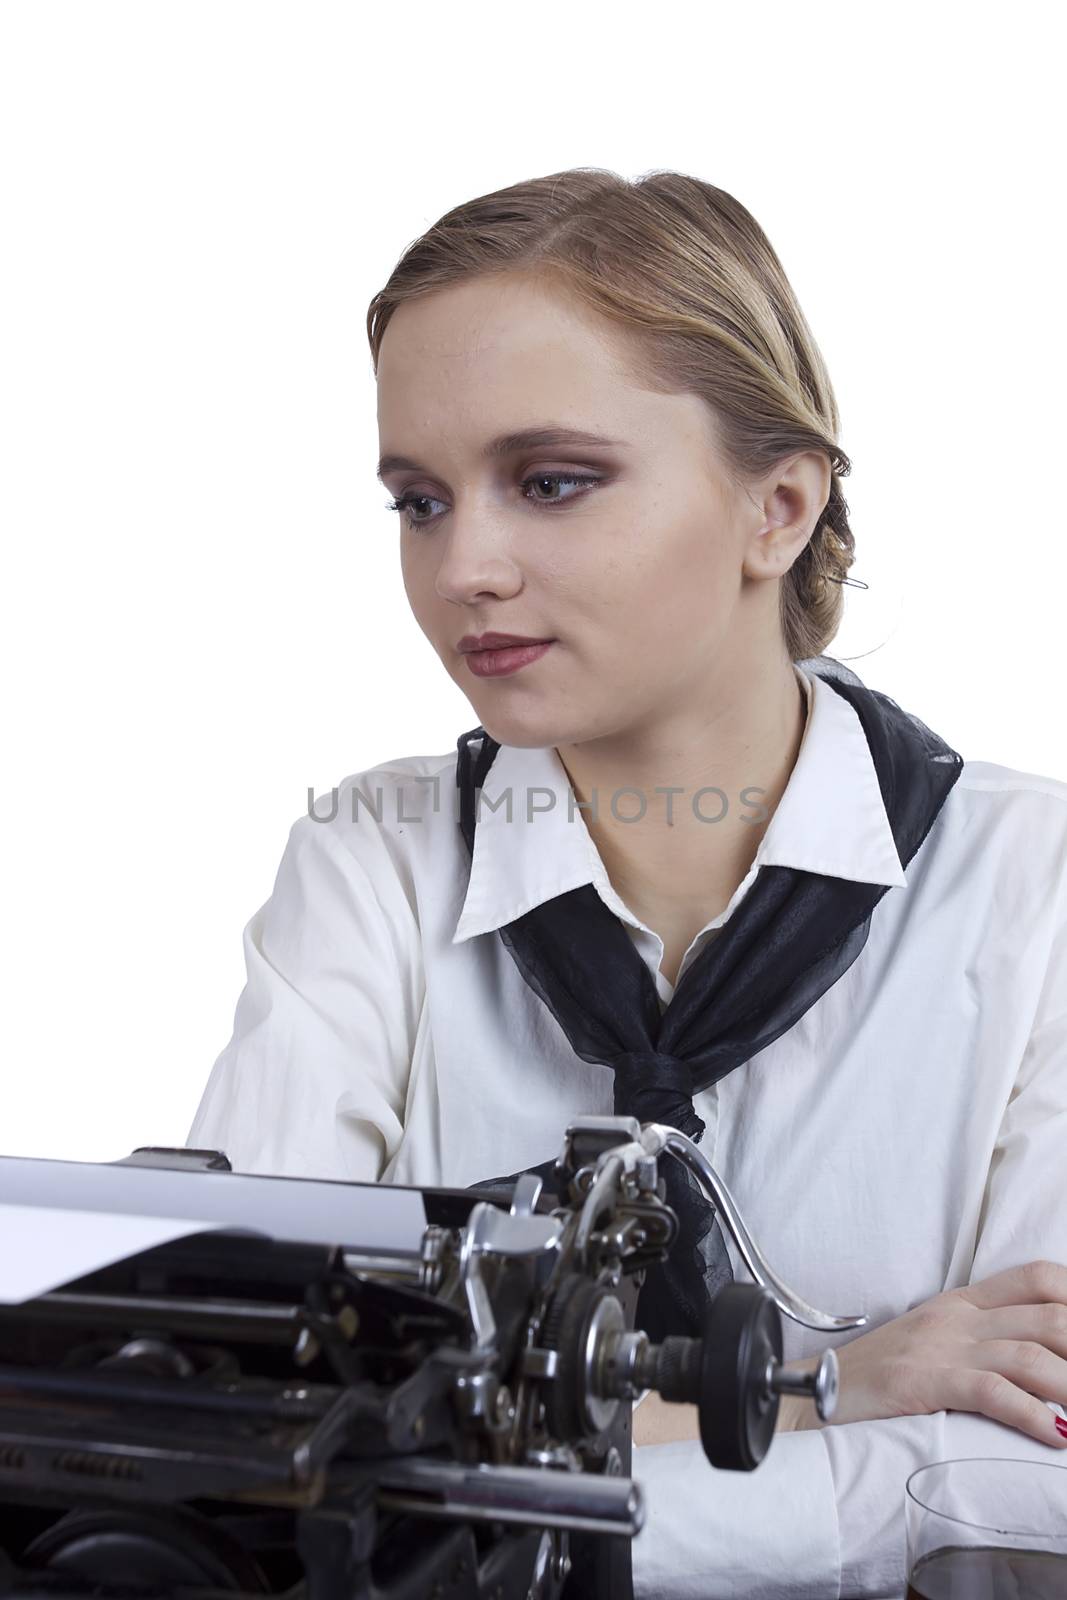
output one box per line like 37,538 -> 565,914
0,1116 -> 865,1599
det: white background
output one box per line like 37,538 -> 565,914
1,2 -> 1063,1163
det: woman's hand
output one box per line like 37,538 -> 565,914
785,1259 -> 1067,1449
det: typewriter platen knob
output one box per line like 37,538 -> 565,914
650,1283 -> 785,1470
690,1282 -> 783,1470
599,1283 -> 790,1471
633,1285 -> 839,1469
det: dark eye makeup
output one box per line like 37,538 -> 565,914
384,472 -> 604,530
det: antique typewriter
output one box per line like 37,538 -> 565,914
0,1116 -> 865,1598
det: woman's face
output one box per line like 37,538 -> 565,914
376,271 -> 802,751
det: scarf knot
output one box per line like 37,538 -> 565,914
612,1050 -> 706,1143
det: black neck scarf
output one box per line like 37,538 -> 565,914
456,658 -> 964,1340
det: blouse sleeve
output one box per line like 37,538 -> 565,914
186,809 -> 423,1181
632,858 -> 1067,1600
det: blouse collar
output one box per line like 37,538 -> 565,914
451,661 -> 907,945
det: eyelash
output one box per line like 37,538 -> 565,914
384,472 -> 602,530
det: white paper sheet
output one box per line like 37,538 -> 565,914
0,1154 -> 428,1305
0,1204 -> 221,1304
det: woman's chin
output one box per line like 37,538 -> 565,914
471,705 -> 581,751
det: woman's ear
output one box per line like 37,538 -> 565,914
740,450 -> 831,582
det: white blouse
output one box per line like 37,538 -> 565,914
187,661 -> 1067,1599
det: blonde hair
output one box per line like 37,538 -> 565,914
366,166 -> 857,662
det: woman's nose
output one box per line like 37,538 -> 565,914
433,514 -> 523,605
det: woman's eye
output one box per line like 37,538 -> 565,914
385,492 -> 447,526
385,473 -> 601,530
521,472 -> 599,505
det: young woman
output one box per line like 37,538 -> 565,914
187,168 -> 1067,1598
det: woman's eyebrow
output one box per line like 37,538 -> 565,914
376,425 -> 625,482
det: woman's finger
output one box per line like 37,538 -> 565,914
957,1259 -> 1067,1312
971,1337 -> 1067,1408
938,1363 -> 1067,1448
979,1300 -> 1067,1360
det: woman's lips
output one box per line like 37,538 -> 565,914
463,640 -> 555,678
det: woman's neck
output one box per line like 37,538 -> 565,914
554,658 -> 809,927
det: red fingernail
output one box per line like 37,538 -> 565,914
1055,1416 -> 1067,1438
